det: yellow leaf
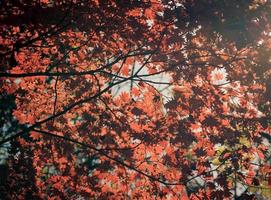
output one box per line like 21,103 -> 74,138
212,158 -> 221,166
239,136 -> 251,148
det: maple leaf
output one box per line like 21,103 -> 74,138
30,131 -> 41,140
120,64 -> 130,76
119,91 -> 130,102
131,87 -> 141,97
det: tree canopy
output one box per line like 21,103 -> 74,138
0,0 -> 271,199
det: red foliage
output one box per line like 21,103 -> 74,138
1,0 -> 271,199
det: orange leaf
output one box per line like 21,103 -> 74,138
120,64 -> 130,76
